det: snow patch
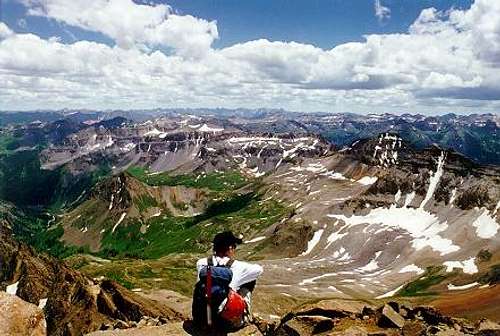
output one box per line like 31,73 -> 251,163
328,206 -> 459,255
120,142 -> 136,152
472,209 -> 499,239
404,191 -> 416,207
443,258 -> 478,274
301,229 -> 324,256
449,188 -> 457,207
376,283 -> 405,299
38,298 -> 48,309
394,190 -> 402,203
420,151 -> 445,208
325,225 -> 348,249
358,259 -> 379,272
299,272 -> 337,285
150,211 -> 162,218
6,281 -> 18,295
198,124 -> 223,132
447,282 -> 479,291
144,128 -> 162,136
399,264 -> 425,275
112,213 -> 127,233
357,176 -> 378,185
108,194 -> 114,210
244,236 -> 266,244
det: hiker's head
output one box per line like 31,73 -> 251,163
213,231 -> 242,257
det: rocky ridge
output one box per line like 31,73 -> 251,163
0,223 -> 183,336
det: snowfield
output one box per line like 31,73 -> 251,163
328,206 -> 460,255
443,258 -> 478,274
472,209 -> 499,239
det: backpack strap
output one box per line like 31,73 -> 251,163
225,258 -> 235,268
207,256 -> 214,266
206,256 -> 213,327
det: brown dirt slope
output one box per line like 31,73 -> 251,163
0,224 -> 183,336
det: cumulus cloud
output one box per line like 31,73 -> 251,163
374,0 -> 391,22
20,0 -> 218,57
0,23 -> 14,39
1,0 -> 500,113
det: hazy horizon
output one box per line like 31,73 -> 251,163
1,0 -> 499,115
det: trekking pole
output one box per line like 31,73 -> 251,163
206,265 -> 213,327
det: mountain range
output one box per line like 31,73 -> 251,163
0,110 -> 499,335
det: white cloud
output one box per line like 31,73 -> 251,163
374,0 -> 391,22
21,0 -> 218,57
0,23 -> 14,39
1,0 -> 500,113
450,0 -> 500,65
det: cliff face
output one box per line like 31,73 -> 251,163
0,224 -> 183,336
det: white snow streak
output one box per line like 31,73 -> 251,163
420,151 -> 445,208
399,264 -> 425,275
447,282 -> 479,291
376,283 -> 405,299
112,213 -> 127,233
299,272 -> 337,285
244,236 -> 266,244
301,229 -> 324,256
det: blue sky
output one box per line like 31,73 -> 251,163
0,0 -> 498,114
3,0 -> 473,49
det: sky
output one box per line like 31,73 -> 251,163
0,0 -> 499,114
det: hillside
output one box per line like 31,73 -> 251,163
1,113 -> 499,335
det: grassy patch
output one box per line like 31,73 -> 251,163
135,194 -> 158,213
98,192 -> 287,260
2,203 -> 89,259
479,264 -> 500,285
74,254 -> 199,296
104,270 -> 135,290
0,149 -> 61,206
126,166 -> 248,192
0,133 -> 20,153
399,266 -> 454,297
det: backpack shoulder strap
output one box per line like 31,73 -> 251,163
225,258 -> 235,268
207,256 -> 213,266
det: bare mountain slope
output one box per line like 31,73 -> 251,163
0,223 -> 184,336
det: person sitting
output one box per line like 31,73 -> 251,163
192,231 -> 263,332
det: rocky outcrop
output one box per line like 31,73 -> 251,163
0,291 -> 47,336
266,300 -> 500,336
0,224 -> 183,336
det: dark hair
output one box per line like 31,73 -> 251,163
213,231 -> 242,253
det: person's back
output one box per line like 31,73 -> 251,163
192,231 -> 263,332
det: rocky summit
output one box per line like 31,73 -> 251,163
0,111 -> 499,335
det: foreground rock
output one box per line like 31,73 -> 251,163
0,224 -> 183,336
86,322 -> 262,335
268,299 -> 500,336
0,291 -> 47,336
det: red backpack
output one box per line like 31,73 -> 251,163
192,257 -> 246,329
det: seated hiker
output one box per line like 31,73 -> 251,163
192,231 -> 263,331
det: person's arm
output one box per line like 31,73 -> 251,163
231,261 -> 263,290
196,258 -> 208,281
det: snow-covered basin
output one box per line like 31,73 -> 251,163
328,206 -> 459,256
